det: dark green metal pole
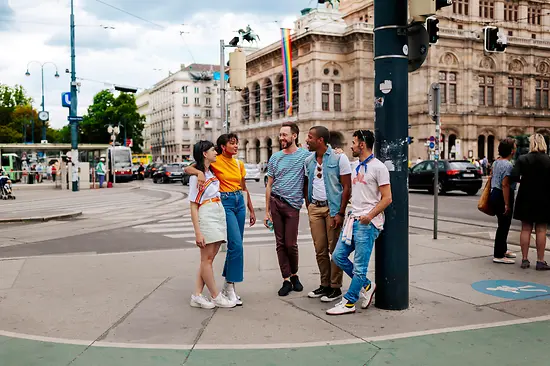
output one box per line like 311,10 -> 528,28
70,0 -> 79,191
374,0 -> 409,310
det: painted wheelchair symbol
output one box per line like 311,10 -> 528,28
472,280 -> 550,300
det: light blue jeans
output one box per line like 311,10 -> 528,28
333,220 -> 380,304
221,191 -> 246,283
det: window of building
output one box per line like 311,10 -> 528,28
183,97 -> 188,105
206,109 -> 212,117
194,97 -> 200,105
453,0 -> 469,15
206,97 -> 211,106
528,6 -> 542,25
182,86 -> 188,93
183,120 -> 189,129
439,72 -> 457,104
334,84 -> 342,112
194,87 -> 200,94
479,1 -> 494,19
322,83 -> 330,111
508,78 -> 523,107
194,121 -> 200,129
504,1 -> 518,21
536,79 -> 549,109
478,76 -> 494,106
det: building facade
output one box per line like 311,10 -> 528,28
229,0 -> 550,164
146,64 -> 223,163
136,90 -> 151,154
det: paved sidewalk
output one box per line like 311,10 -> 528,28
1,230 -> 549,365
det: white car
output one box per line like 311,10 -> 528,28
244,164 -> 261,182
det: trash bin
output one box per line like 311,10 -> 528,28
28,172 -> 34,184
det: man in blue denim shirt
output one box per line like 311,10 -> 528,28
327,130 -> 392,316
304,126 -> 352,303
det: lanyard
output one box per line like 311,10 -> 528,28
356,154 -> 374,174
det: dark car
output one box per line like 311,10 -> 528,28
152,165 -> 184,183
145,163 -> 162,178
408,160 -> 482,195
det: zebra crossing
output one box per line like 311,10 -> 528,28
131,213 -> 314,246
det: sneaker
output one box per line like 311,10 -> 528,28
536,261 -> 550,271
213,293 -> 237,308
360,283 -> 376,309
521,259 -> 531,269
326,298 -> 356,316
190,294 -> 215,309
321,288 -> 343,302
308,286 -> 330,298
223,283 -> 243,306
278,280 -> 293,296
493,257 -> 515,264
290,275 -> 304,292
505,251 -> 517,259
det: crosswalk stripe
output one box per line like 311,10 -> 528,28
182,234 -> 311,243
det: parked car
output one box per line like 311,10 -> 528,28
244,163 -> 261,182
169,162 -> 193,185
152,165 -> 184,184
408,160 -> 482,195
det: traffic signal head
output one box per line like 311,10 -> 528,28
484,26 -> 508,53
410,0 -> 453,22
436,0 -> 453,11
427,18 -> 440,44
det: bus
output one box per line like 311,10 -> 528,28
107,146 -> 133,183
1,153 -> 22,181
132,154 -> 152,165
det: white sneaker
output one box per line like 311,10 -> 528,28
224,283 -> 243,306
326,298 -> 356,316
360,283 -> 376,309
190,294 -> 215,309
493,257 -> 515,264
213,293 -> 237,308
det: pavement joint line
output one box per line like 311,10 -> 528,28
409,283 -> 510,310
3,315 -> 550,351
183,308 -> 219,365
66,276 -> 174,365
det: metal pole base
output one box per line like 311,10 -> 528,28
72,181 -> 79,192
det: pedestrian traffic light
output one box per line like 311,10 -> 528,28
410,0 -> 453,22
484,26 -> 508,53
427,18 -> 439,44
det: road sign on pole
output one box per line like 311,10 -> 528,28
429,82 -> 441,240
61,92 -> 71,108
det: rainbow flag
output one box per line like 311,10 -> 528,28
280,28 -> 293,117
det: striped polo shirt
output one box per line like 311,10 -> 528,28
267,148 -> 312,210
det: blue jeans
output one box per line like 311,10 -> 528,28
98,174 -> 105,188
221,191 -> 246,283
333,220 -> 380,304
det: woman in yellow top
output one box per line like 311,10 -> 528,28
186,133 -> 256,305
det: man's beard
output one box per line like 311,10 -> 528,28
280,139 -> 293,148
352,150 -> 360,157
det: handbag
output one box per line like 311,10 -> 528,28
478,176 -> 494,216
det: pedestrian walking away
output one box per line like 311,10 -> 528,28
96,157 -> 106,188
304,126 -> 351,303
489,138 -> 517,265
511,134 -> 550,271
188,141 -> 236,309
265,122 -> 311,296
327,130 -> 392,316
186,133 -> 256,305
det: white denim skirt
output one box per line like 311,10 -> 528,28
198,201 -> 227,245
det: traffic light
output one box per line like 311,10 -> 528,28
410,0 -> 453,22
407,136 -> 415,144
436,0 -> 453,11
484,26 -> 508,53
427,18 -> 440,44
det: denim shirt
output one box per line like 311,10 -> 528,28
305,146 -> 343,217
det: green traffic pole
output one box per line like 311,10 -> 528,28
373,0 -> 409,310
69,0 -> 79,191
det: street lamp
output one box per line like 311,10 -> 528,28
25,61 -> 60,141
107,124 -> 120,185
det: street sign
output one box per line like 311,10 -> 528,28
67,116 -> 83,122
126,139 -> 133,147
429,136 -> 435,142
62,92 -> 71,108
429,142 -> 435,149
472,280 -> 550,300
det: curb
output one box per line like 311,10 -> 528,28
0,212 -> 83,224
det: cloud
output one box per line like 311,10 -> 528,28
0,0 -> 304,129
0,0 -> 14,30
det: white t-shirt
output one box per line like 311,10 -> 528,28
350,158 -> 391,230
188,170 -> 221,204
309,153 -> 352,201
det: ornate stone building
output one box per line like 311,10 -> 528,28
229,0 -> 550,163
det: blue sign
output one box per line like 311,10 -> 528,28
67,116 -> 83,122
213,71 -> 229,81
472,280 -> 550,300
429,142 -> 435,149
62,92 -> 71,108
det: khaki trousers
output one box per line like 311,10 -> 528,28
308,204 -> 343,288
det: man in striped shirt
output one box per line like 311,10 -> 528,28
264,122 -> 312,296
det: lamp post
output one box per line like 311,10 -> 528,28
25,61 -> 60,141
107,125 -> 120,185
69,0 -> 79,192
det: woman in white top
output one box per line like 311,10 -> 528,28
188,141 -> 236,309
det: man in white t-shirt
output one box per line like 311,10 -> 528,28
327,130 -> 393,316
304,126 -> 352,303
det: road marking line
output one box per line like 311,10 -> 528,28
1,315 -> 549,350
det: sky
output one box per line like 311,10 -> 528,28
0,0 -> 309,128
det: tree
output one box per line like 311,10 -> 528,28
0,84 -> 32,108
0,84 -> 39,143
81,90 -> 145,152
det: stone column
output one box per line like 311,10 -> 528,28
272,139 -> 280,153
259,140 -> 268,163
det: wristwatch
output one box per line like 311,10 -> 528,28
337,212 -> 345,218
